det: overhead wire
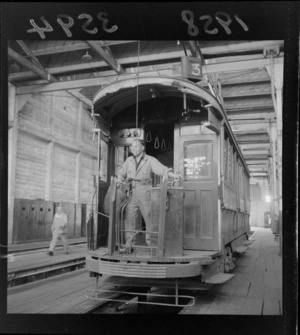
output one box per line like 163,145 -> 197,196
135,41 -> 140,130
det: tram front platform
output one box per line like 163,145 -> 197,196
6,227 -> 282,314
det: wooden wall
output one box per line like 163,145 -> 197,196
9,88 -> 99,243
15,132 -> 47,199
249,181 -> 271,227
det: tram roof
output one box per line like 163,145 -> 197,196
93,75 -> 251,175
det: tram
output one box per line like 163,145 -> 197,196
85,73 -> 250,305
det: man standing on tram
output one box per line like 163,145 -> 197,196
117,139 -> 180,253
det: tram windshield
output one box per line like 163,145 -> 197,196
184,141 -> 212,181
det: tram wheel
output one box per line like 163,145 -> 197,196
224,246 -> 235,273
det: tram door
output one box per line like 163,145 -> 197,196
174,125 -> 219,250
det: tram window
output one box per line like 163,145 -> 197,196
184,141 -> 212,181
228,143 -> 233,185
232,151 -> 236,189
239,167 -> 244,197
224,137 -> 229,182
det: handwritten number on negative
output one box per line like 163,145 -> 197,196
27,16 -> 54,39
182,10 -> 249,36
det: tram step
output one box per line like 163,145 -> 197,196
235,246 -> 248,254
204,273 -> 235,285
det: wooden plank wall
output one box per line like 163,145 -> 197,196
15,132 -> 47,199
52,145 -> 77,201
12,91 -> 99,243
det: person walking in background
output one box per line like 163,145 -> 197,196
47,204 -> 69,256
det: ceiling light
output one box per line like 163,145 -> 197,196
150,88 -> 157,99
82,51 -> 92,62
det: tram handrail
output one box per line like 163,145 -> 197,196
157,174 -> 169,258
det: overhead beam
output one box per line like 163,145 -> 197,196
15,56 -> 284,95
9,45 -> 92,107
246,159 -> 268,164
221,83 -> 272,98
8,47 -> 51,82
29,40 -> 137,56
10,51 -> 187,81
16,40 -> 43,68
86,41 -> 125,74
15,69 -> 178,95
239,143 -> 270,149
233,129 -> 269,135
247,165 -> 268,169
227,112 -> 275,121
9,48 -> 283,82
9,61 -> 179,82
241,149 -> 269,154
27,40 -> 282,57
229,119 -> 272,125
203,57 -> 283,75
224,97 -> 274,110
232,124 -> 269,132
244,157 -> 269,161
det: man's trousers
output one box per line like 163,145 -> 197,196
124,185 -> 152,245
49,228 -> 69,253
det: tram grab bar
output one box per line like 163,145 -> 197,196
86,288 -> 195,308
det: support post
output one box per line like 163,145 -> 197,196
273,60 -> 283,255
158,175 -> 168,258
75,153 -> 81,204
94,130 -> 101,249
45,142 -> 54,201
266,57 -> 283,254
45,94 -> 54,201
8,84 -> 17,244
76,101 -> 83,146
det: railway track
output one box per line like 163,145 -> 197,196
7,256 -> 86,287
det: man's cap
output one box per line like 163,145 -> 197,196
132,139 -> 145,146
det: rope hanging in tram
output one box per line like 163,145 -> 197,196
154,135 -> 160,149
161,138 -> 166,151
135,41 -> 140,130
146,131 -> 152,142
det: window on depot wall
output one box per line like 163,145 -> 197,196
184,141 -> 212,181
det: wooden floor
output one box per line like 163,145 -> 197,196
8,244 -> 87,274
7,269 -> 119,314
7,227 -> 281,315
180,227 -> 282,315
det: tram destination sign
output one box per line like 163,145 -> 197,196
181,56 -> 202,81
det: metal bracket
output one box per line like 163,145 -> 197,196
263,46 -> 280,58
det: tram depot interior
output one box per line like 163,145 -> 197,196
7,40 -> 284,311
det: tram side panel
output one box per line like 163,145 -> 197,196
221,149 -> 250,250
